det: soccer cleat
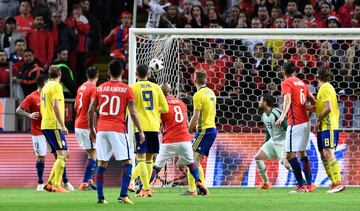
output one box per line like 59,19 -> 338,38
44,183 -> 53,192
196,181 -> 208,195
97,198 -> 108,204
258,182 -> 272,190
307,184 -> 317,192
118,196 -> 134,204
327,182 -> 346,193
64,182 -> 74,192
289,186 -> 308,194
88,179 -> 97,190
128,184 -> 136,192
37,183 -> 44,191
54,187 -> 68,193
181,190 -> 198,196
150,188 -> 157,193
136,189 -> 152,197
78,182 -> 89,191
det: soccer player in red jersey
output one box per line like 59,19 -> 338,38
147,83 -> 208,195
275,62 -> 316,193
88,60 -> 145,204
16,74 -> 73,191
75,67 -> 99,191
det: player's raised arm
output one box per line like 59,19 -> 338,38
127,101 -> 145,143
88,98 -> 98,142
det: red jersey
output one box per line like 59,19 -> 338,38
281,77 -> 310,126
20,90 -> 42,135
94,80 -> 134,133
15,15 -> 33,36
161,96 -> 192,143
75,81 -> 97,129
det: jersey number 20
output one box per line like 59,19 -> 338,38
99,95 -> 120,115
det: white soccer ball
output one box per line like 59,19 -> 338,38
149,58 -> 164,73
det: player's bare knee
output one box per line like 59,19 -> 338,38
255,151 -> 267,160
322,149 -> 334,162
146,153 -> 154,161
286,152 -> 295,160
98,161 -> 108,168
298,151 -> 307,158
37,156 -> 45,163
86,149 -> 96,160
136,153 -> 146,159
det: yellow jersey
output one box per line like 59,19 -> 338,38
40,80 -> 65,130
316,82 -> 339,131
193,86 -> 216,130
131,80 -> 168,132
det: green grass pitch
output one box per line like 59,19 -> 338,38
0,187 -> 359,211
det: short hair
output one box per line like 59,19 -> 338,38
0,49 -> 7,54
72,4 -> 82,10
195,70 -> 207,85
24,48 -> 33,54
48,65 -> 61,79
56,46 -> 68,55
262,93 -> 274,107
136,64 -> 149,79
33,13 -> 45,19
20,0 -> 31,5
14,39 -> 25,45
317,67 -> 333,82
293,14 -> 303,20
36,74 -> 48,88
108,59 -> 123,78
283,62 -> 296,75
87,66 -> 98,79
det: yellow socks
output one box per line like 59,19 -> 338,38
187,168 -> 196,192
329,159 -> 342,184
53,155 -> 66,188
131,164 -> 140,181
323,162 -> 334,184
138,159 -> 150,190
146,160 -> 153,179
198,164 -> 206,187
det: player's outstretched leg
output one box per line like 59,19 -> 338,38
52,153 -> 67,192
36,157 -> 45,191
287,153 -> 308,193
255,149 -> 272,190
96,163 -> 108,204
299,152 -> 316,192
188,163 -> 208,195
118,162 -> 134,204
136,155 -> 151,198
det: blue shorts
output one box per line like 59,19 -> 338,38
192,128 -> 217,156
135,132 -> 159,154
317,130 -> 339,151
42,129 -> 68,153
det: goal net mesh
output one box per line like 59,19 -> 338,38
135,35 -> 360,133
133,32 -> 360,187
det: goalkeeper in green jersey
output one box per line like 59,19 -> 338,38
255,93 -> 292,189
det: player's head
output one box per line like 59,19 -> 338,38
87,66 -> 99,81
258,92 -> 274,109
161,83 -> 173,96
317,67 -> 333,83
282,62 -> 296,77
48,65 -> 62,80
108,59 -> 123,79
194,70 -> 207,86
36,74 -> 48,89
136,64 -> 149,79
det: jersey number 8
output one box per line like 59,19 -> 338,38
174,106 -> 184,123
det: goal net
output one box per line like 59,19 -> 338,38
129,28 -> 360,187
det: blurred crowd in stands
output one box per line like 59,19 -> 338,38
0,0 -> 360,102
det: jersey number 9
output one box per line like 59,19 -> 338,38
142,91 -> 154,110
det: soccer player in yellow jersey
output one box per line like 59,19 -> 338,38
130,64 -> 169,197
314,67 -> 345,193
40,65 -> 69,192
186,70 -> 217,196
